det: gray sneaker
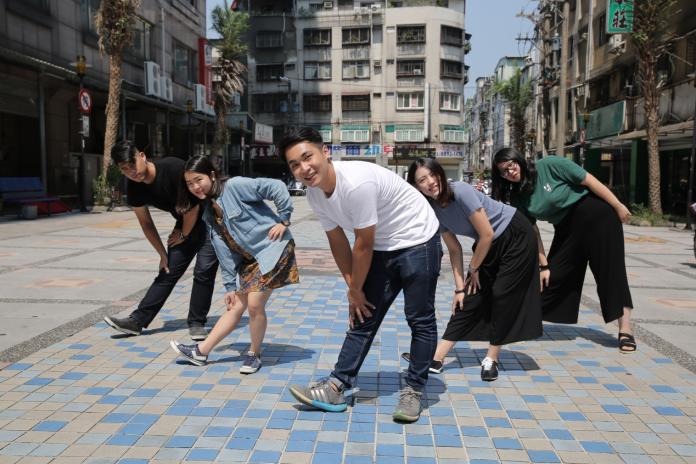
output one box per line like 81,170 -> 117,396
289,378 -> 348,412
104,316 -> 142,336
392,385 -> 423,423
189,326 -> 208,341
239,351 -> 262,374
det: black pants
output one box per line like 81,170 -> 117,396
542,194 -> 633,324
130,220 -> 218,328
442,211 -> 542,345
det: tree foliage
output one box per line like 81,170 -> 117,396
492,68 -> 533,155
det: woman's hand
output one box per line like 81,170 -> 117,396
451,292 -> 465,315
267,223 -> 287,241
224,291 -> 237,310
614,203 -> 631,223
540,269 -> 550,291
465,270 -> 480,295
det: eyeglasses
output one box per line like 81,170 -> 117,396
499,160 -> 517,178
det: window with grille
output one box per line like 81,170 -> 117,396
441,130 -> 464,143
397,26 -> 425,44
396,92 -> 424,110
396,59 -> 425,77
340,129 -> 370,142
304,29 -> 331,47
342,95 -> 370,111
304,62 -> 332,80
441,25 -> 463,46
303,94 -> 332,112
256,64 -> 284,81
394,128 -> 424,142
342,28 -> 370,46
252,94 -> 285,113
319,129 -> 332,142
256,31 -> 283,48
440,93 -> 460,111
342,61 -> 370,79
440,59 -> 462,79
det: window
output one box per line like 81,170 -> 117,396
256,64 -> 284,81
342,95 -> 370,111
256,31 -> 283,48
342,28 -> 370,46
441,25 -> 463,46
597,14 -> 607,46
394,127 -> 424,142
397,25 -> 425,44
441,129 -> 464,143
319,128 -> 332,143
440,59 -> 462,79
396,92 -> 424,110
130,17 -> 152,60
304,29 -> 331,47
343,61 -> 370,79
86,0 -> 100,32
304,61 -> 331,80
304,94 -> 332,112
173,41 -> 196,84
340,128 -> 370,142
252,94 -> 286,113
440,92 -> 460,111
396,59 -> 425,77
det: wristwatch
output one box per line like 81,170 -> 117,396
281,219 -> 291,227
179,231 -> 188,241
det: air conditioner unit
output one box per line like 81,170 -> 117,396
371,4 -> 381,12
413,69 -> 422,75
193,84 -> 206,112
232,92 -> 241,108
360,7 -> 370,15
576,85 -> 585,97
144,61 -> 161,97
204,103 -> 215,116
608,34 -> 626,54
160,75 -> 173,102
373,59 -> 382,67
323,1 -> 333,9
371,124 -> 380,132
354,7 -> 361,15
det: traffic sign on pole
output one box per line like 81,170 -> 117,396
78,88 -> 92,114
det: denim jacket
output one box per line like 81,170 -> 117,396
203,177 -> 293,292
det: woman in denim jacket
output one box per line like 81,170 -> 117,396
170,156 -> 298,373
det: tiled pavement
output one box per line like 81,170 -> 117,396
1,275 -> 696,464
0,201 -> 695,463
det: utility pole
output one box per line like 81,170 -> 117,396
556,0 -> 569,157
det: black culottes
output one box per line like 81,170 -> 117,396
541,194 -> 633,324
442,211 -> 543,346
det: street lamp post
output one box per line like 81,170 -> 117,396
186,99 -> 193,158
73,55 -> 88,212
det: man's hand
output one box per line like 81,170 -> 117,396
347,287 -> 375,329
267,223 -> 287,241
451,292 -> 465,315
167,228 -> 185,247
224,291 -> 238,310
159,254 -> 169,273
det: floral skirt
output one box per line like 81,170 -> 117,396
237,240 -> 299,293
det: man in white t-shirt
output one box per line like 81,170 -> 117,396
278,127 -> 442,422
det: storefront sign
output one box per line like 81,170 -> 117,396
606,0 -> 633,33
248,144 -> 277,159
435,144 -> 464,158
329,145 -> 382,157
393,146 -> 436,159
254,122 -> 273,144
586,100 -> 625,140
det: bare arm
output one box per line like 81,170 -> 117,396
442,231 -> 466,313
169,205 -> 200,247
532,223 -> 550,290
465,208 -> 495,294
133,206 -> 169,272
326,227 -> 353,285
581,172 -> 631,223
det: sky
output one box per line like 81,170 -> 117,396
205,0 -> 535,98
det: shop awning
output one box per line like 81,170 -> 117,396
616,120 -> 693,140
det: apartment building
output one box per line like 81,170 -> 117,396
245,0 -> 469,179
0,0 -> 211,204
536,0 -> 696,213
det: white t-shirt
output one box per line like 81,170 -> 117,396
306,161 -> 439,251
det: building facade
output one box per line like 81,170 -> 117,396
0,0 -> 212,205
244,0 -> 469,180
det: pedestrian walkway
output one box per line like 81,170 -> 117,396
0,199 -> 695,463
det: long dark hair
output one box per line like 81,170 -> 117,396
406,157 -> 454,207
176,155 -> 228,215
490,147 -> 537,202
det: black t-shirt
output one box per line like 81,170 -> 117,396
126,157 -> 184,226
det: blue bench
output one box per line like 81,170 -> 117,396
0,177 -> 69,215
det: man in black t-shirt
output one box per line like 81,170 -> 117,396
103,140 -> 218,341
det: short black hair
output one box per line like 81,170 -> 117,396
111,140 -> 140,165
276,127 -> 324,162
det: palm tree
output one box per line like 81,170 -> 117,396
211,4 -> 249,158
492,67 -> 533,156
631,0 -> 676,214
95,0 -> 141,176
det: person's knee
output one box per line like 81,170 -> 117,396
247,303 -> 267,319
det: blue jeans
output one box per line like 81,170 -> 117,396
331,233 -> 442,391
131,220 -> 219,328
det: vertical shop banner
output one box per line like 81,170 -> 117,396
606,0 -> 634,34
198,38 -> 213,104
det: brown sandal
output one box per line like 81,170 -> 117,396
618,332 -> 637,353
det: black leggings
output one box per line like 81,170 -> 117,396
542,194 -> 633,324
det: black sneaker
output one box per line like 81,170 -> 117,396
170,340 -> 208,366
480,357 -> 498,381
400,352 -> 444,374
188,326 -> 208,341
104,316 -> 142,336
